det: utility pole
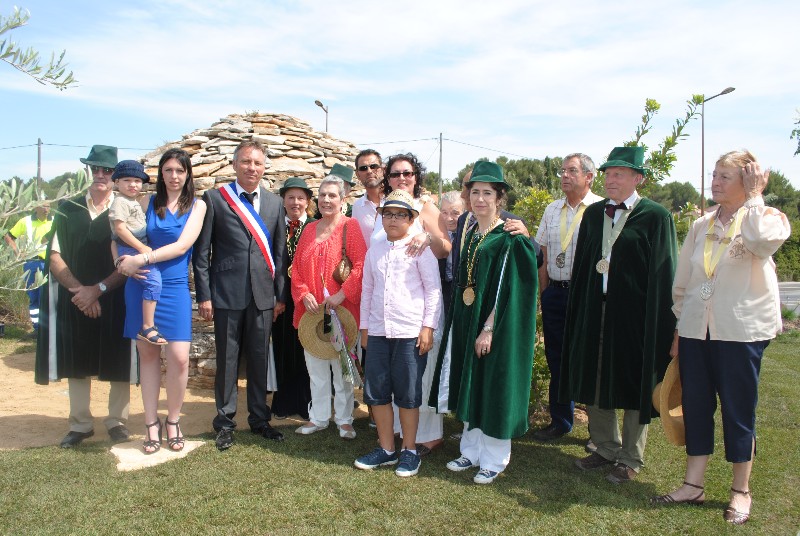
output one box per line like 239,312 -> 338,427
438,132 -> 443,200
37,138 -> 42,187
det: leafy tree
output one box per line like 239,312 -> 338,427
1,6 -> 76,89
510,187 -> 554,236
763,170 -> 800,220
791,111 -> 800,157
593,96 -> 704,198
649,181 -> 701,212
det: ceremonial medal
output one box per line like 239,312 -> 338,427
595,259 -> 609,274
700,279 -> 714,300
463,287 -> 475,306
555,252 -> 566,268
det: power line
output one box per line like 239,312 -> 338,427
44,143 -> 152,150
356,137 -> 438,145
0,144 -> 38,151
443,138 -> 530,159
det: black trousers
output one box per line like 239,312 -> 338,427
212,299 -> 273,431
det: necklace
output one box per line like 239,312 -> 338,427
463,216 -> 500,306
286,220 -> 305,277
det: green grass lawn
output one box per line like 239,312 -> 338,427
1,331 -> 798,535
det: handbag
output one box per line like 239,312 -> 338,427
332,224 -> 352,284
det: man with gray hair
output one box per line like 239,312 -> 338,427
533,153 -> 602,442
194,140 -> 289,450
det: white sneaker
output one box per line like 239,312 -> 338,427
295,422 -> 328,435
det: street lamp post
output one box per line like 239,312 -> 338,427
314,100 -> 329,132
700,86 -> 735,212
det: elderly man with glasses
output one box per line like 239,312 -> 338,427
533,154 -> 603,442
35,145 -> 134,448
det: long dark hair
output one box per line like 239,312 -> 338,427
381,153 -> 425,199
154,148 -> 194,218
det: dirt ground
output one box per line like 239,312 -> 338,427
0,350 -> 368,450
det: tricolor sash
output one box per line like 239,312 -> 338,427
219,183 -> 276,278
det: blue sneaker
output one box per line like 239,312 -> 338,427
446,455 -> 478,472
354,447 -> 399,470
395,450 -> 421,477
473,468 -> 499,484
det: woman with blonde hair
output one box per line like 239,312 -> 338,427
652,150 -> 790,525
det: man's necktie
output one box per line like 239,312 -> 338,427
241,191 -> 256,206
605,202 -> 627,219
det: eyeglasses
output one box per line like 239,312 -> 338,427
388,171 -> 415,179
90,165 -> 114,174
557,167 -> 582,177
382,211 -> 410,220
357,163 -> 381,172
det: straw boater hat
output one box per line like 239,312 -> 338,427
652,358 -> 685,446
376,190 -> 419,218
298,305 -> 359,360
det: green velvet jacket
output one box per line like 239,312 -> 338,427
430,226 -> 538,439
559,198 -> 677,424
35,195 -> 132,384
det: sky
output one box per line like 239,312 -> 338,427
1,0 -> 799,196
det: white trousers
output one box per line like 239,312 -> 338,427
304,351 -> 354,427
460,422 -> 511,473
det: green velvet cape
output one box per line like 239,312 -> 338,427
559,198 -> 677,424
430,226 -> 538,439
35,195 -> 133,384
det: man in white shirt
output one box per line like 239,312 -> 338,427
351,149 -> 384,244
533,153 -> 602,442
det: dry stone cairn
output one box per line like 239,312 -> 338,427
139,112 -> 361,388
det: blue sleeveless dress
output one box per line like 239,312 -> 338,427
124,199 -> 194,341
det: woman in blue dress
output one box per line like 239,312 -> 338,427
116,148 -> 207,453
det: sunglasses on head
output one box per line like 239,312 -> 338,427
357,163 -> 381,172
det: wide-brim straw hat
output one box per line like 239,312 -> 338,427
298,305 -> 358,360
652,357 -> 685,446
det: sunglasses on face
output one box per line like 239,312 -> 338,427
357,163 -> 381,172
90,165 -> 114,174
388,171 -> 415,179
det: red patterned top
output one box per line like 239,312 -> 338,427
291,216 -> 367,329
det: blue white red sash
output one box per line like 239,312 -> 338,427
219,183 -> 275,278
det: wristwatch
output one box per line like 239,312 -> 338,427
482,324 -> 493,332
98,282 -> 108,294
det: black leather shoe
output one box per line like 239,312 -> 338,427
107,425 -> 130,443
216,428 -> 234,451
253,423 -> 284,442
60,430 -> 94,448
531,424 -> 568,442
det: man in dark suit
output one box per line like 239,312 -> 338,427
194,140 -> 289,450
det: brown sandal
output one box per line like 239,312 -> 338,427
143,420 -> 162,454
723,488 -> 751,525
650,481 -> 705,506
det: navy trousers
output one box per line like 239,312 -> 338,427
678,336 -> 768,463
540,285 -> 574,432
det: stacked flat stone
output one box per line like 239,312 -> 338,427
140,112 -> 361,199
138,112 -> 362,389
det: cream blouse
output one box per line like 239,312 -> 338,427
672,196 -> 791,342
